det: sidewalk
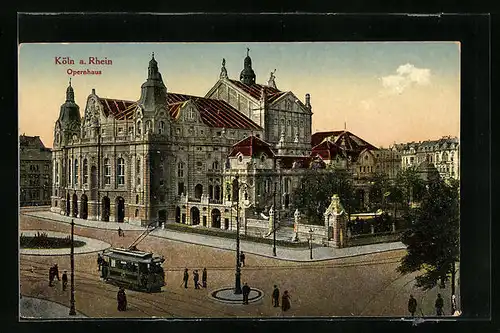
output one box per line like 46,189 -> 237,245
23,210 -> 407,262
20,296 -> 87,319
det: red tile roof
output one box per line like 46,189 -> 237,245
98,93 -> 261,130
99,98 -> 137,120
228,79 -> 286,103
310,140 -> 346,160
228,136 -> 275,158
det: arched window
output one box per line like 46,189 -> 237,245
83,159 -> 88,184
104,158 -> 111,185
136,158 -> 141,174
145,120 -> 152,133
55,161 -> 59,184
117,158 -> 125,185
212,160 -> 219,170
68,158 -> 72,185
136,194 -> 139,204
136,120 -> 142,134
135,209 -> 139,217
178,161 -> 184,178
158,121 -> 165,134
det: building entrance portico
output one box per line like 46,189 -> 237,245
72,193 -> 78,217
115,197 -> 125,222
190,207 -> 200,225
80,194 -> 88,219
211,208 -> 221,228
101,196 -> 110,222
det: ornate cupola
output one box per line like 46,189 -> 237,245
55,78 -> 81,145
239,48 -> 256,85
138,52 -> 168,112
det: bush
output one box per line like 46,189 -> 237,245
20,234 -> 86,249
164,223 -> 309,248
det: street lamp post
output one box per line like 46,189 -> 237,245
69,218 -> 76,315
234,176 -> 242,295
273,182 -> 277,256
309,228 -> 314,260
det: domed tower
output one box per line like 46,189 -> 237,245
54,79 -> 81,147
239,48 -> 256,85
136,53 -> 169,136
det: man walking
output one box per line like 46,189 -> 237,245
97,253 -> 102,271
53,264 -> 60,282
193,270 -> 200,289
48,266 -> 54,286
62,270 -> 68,291
242,282 -> 251,305
183,268 -> 189,288
272,285 -> 280,307
435,293 -> 444,316
408,294 -> 417,317
240,252 -> 246,267
202,268 -> 207,288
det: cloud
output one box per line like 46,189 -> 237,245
381,63 -> 431,94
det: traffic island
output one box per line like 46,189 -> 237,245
209,287 -> 264,305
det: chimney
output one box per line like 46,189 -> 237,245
92,88 -> 96,94
305,93 -> 311,108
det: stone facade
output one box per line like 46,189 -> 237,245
394,136 -> 460,180
20,135 -> 52,206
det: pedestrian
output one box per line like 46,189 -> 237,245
48,266 -> 54,286
240,252 -> 246,267
97,253 -> 102,271
272,285 -> 280,307
118,227 -> 123,237
62,270 -> 68,291
183,268 -> 189,288
242,282 -> 251,305
451,294 -> 457,315
117,287 -> 127,311
202,268 -> 207,288
53,264 -> 60,282
193,270 -> 200,289
281,290 -> 291,314
101,259 -> 109,279
435,293 -> 444,316
408,294 -> 417,317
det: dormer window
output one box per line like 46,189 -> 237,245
260,154 -> 267,163
188,108 -> 194,120
238,154 -> 243,163
158,121 -> 165,134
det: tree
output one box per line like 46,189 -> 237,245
397,177 -> 460,290
368,172 -> 390,212
292,167 -> 355,225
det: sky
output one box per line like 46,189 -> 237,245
18,42 -> 460,149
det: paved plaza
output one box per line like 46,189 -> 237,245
19,208 -> 458,319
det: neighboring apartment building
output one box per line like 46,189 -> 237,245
395,136 -> 460,180
19,135 -> 52,206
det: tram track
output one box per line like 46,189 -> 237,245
20,261 -> 240,318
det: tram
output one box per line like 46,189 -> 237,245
100,221 -> 165,292
101,247 -> 165,292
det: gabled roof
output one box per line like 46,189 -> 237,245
311,130 -> 378,152
275,156 -> 313,169
96,93 -> 261,130
311,140 -> 346,160
228,79 -> 286,103
228,136 -> 275,158
168,93 -> 262,130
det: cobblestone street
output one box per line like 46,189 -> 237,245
20,214 -> 455,318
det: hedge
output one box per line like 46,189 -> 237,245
164,222 -> 309,248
